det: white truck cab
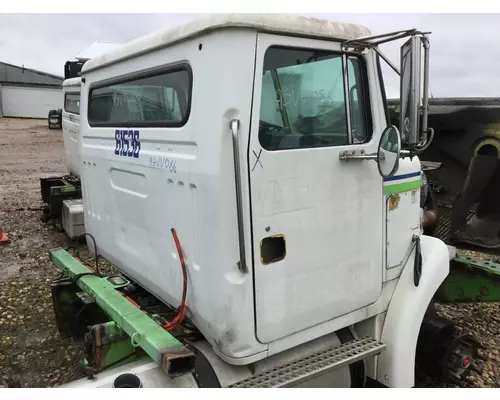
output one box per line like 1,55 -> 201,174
58,14 -> 455,388
62,77 -> 81,177
61,42 -> 123,178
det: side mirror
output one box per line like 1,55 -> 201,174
377,126 -> 401,178
400,36 -> 422,146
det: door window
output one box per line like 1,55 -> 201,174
258,46 -> 371,151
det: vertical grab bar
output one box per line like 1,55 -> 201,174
230,119 -> 248,273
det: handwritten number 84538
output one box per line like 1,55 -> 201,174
115,129 -> 140,158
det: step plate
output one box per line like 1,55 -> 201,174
229,337 -> 386,388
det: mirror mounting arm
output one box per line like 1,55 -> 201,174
339,149 -> 381,161
417,35 -> 432,150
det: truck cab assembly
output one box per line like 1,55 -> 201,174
45,14 -> 490,388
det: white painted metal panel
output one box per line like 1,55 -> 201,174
79,30 -> 268,363
62,82 -> 81,176
384,163 -> 422,273
1,85 -> 62,118
249,33 -> 384,343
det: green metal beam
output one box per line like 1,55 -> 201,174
49,248 -> 195,377
454,255 -> 500,276
436,256 -> 500,303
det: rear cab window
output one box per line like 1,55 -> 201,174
87,66 -> 192,127
64,93 -> 80,115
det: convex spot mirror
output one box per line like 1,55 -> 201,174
377,125 -> 401,178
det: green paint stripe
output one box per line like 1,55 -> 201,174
383,179 -> 420,195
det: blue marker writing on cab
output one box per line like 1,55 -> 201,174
149,156 -> 177,173
115,129 -> 140,158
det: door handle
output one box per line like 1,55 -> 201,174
229,119 -> 248,273
339,149 -> 384,161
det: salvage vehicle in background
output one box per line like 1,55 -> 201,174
389,97 -> 500,304
48,108 -> 62,130
40,64 -> 83,230
40,46 -> 120,236
48,61 -> 83,131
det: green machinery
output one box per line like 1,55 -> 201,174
50,247 -> 197,378
389,97 -> 500,304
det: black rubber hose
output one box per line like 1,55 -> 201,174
77,233 -> 100,275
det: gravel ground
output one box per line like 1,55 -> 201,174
0,118 -> 85,388
432,247 -> 500,388
1,117 -> 500,388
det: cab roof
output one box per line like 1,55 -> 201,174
82,13 -> 371,73
62,77 -> 81,88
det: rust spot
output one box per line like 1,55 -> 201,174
160,350 -> 196,377
388,194 -> 400,211
480,286 -> 489,296
95,324 -> 102,347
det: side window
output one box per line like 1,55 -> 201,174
258,46 -> 371,151
64,93 -> 80,115
88,67 -> 191,127
347,57 -> 370,144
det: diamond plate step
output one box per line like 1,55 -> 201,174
434,206 -> 475,242
229,337 -> 386,388
435,206 -> 500,258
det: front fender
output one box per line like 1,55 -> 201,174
376,235 -> 449,388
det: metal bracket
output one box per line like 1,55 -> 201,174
77,292 -> 96,305
339,149 -> 380,161
49,248 -> 196,378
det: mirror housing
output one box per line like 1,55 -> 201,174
400,35 -> 422,146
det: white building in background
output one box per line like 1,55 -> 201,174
0,62 -> 63,119
0,41 -> 122,119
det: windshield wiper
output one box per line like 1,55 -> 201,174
270,69 -> 291,133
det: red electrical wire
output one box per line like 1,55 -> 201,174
76,228 -> 188,330
163,228 -> 188,331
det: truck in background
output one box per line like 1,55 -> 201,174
47,61 -> 85,130
40,43 -> 121,238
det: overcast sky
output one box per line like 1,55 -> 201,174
0,13 -> 498,98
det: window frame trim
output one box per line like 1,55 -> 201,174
64,91 -> 81,116
342,53 -> 353,144
346,54 -> 374,145
376,53 -> 390,127
87,62 -> 193,128
257,45 -> 373,151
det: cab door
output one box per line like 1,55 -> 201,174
248,33 -> 384,343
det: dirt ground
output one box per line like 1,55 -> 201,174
0,117 -> 500,388
0,118 -> 83,388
